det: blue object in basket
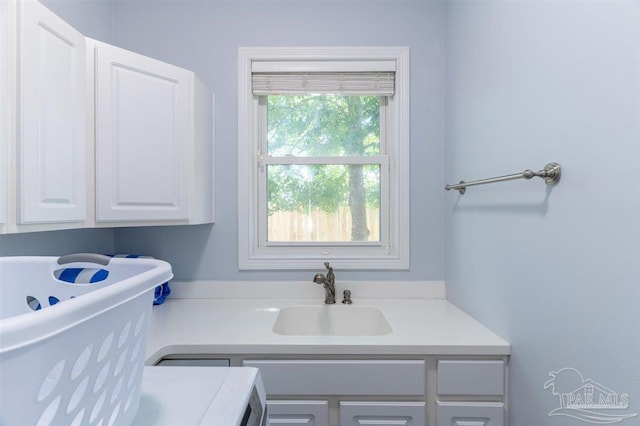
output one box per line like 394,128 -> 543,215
108,255 -> 171,305
55,254 -> 171,305
56,267 -> 109,284
153,282 -> 171,305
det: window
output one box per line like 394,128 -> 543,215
238,47 -> 409,270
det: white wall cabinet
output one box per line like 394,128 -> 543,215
89,39 -> 214,226
0,0 -> 11,233
1,0 -> 214,234
18,0 -> 86,224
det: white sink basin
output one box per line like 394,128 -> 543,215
272,305 -> 393,336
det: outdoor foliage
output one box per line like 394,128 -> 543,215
266,95 -> 381,241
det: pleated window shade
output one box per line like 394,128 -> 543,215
251,71 -> 395,96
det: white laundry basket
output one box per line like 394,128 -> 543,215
0,254 -> 173,426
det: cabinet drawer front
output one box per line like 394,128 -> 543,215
437,360 -> 504,396
340,401 -> 426,426
436,401 -> 504,426
267,400 -> 329,426
243,360 -> 425,396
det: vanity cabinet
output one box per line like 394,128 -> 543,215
88,39 -> 214,226
151,353 -> 507,426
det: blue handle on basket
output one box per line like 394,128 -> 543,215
55,253 -> 112,285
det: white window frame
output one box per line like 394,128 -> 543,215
238,46 -> 410,270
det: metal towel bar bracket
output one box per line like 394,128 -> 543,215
445,162 -> 561,195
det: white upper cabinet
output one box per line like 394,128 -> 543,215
1,0 -> 213,234
17,0 -> 86,224
90,39 -> 214,225
0,0 -> 11,232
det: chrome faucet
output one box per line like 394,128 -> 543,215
313,262 -> 336,304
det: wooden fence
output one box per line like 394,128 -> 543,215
268,207 -> 379,242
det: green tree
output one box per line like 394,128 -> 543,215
267,95 -> 380,241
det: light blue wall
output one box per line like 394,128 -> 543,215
40,0 -> 113,43
0,228 -> 115,256
445,1 -> 640,424
111,0 -> 447,281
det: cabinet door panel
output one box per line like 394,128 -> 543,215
95,44 -> 190,222
18,0 -> 86,223
436,401 -> 504,426
268,400 -> 329,426
0,0 -> 10,230
340,401 -> 426,426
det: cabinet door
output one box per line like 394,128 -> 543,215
18,0 -> 86,224
267,400 -> 329,426
436,401 -> 504,426
94,43 -> 191,222
339,401 -> 426,426
0,0 -> 10,231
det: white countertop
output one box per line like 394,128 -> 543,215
144,281 -> 510,362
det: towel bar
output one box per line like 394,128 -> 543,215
445,163 -> 561,195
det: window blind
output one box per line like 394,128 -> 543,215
251,71 -> 395,96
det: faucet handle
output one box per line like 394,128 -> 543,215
342,290 -> 353,304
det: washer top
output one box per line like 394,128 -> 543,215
133,366 -> 262,426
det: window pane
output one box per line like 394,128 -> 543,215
267,164 -> 380,242
267,95 -> 380,157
